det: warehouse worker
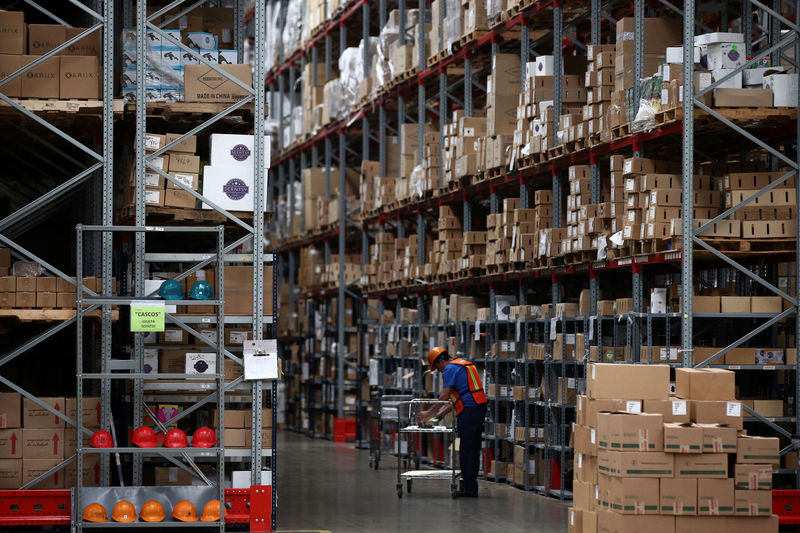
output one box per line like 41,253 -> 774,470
417,346 -> 488,498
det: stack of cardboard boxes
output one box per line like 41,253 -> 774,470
0,11 -> 102,99
486,198 -> 519,271
569,364 -> 779,533
583,44 -> 616,143
486,53 -> 519,164
0,393 -> 101,489
0,275 -> 113,310
560,164 -> 612,259
435,206 -> 463,278
130,133 -> 200,209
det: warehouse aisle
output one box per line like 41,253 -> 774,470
277,430 -> 568,533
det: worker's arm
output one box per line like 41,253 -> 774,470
417,388 -> 452,423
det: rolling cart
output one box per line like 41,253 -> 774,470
395,399 -> 460,499
369,394 -> 413,470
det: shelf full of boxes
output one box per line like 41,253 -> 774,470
0,0 -> 277,529
269,0 -> 800,519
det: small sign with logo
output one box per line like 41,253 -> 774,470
130,301 -> 165,332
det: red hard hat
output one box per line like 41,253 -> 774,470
163,428 -> 189,448
192,427 -> 217,448
89,430 -> 114,448
131,426 -> 158,448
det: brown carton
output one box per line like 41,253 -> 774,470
0,393 -> 20,428
0,429 -> 22,459
66,397 -> 101,428
28,24 -> 65,54
15,292 -> 35,308
615,514 -> 675,533
0,54 -> 22,97
607,451 -> 675,477
609,412 -> 664,452
698,424 -> 737,453
224,428 -> 247,448
724,515 -> 779,533
64,454 -> 99,487
0,11 -> 25,54
64,27 -> 101,56
675,368 -> 735,400
158,350 -> 185,374
164,189 -> 197,208
569,508 -> 582,533
168,153 -> 201,174
664,423 -> 703,454
22,429 -> 63,459
59,56 -> 100,99
56,293 -> 76,309
734,464 -> 772,490
36,293 -> 56,308
184,64 -> 252,103
22,397 -> 65,428
660,478 -> 697,515
588,363 -> 670,400
607,477 -> 659,515
690,400 -> 743,430
674,454 -> 728,478
20,55 -> 60,98
734,490 -> 772,516
21,459 -> 62,489
675,516 -> 726,533
643,399 -> 690,424
0,459 -> 21,488
164,133 -> 198,153
736,436 -> 779,465
154,466 -> 193,486
697,478 -> 735,516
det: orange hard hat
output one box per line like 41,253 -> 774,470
82,502 -> 107,523
139,500 -> 166,522
427,346 -> 448,370
111,500 -> 137,522
200,499 -> 223,522
172,500 -> 198,522
131,425 -> 158,447
89,430 -> 113,448
192,427 -> 217,448
163,428 -> 189,448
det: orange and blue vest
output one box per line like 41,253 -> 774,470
443,358 -> 488,415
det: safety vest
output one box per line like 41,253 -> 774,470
447,358 -> 488,415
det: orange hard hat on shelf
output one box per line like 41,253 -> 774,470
200,499 -> 223,522
427,346 -> 448,370
139,500 -> 166,522
82,503 -> 107,523
172,500 -> 198,522
111,500 -> 137,523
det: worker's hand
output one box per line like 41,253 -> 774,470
416,411 -> 429,424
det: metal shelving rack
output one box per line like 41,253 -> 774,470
271,0 -> 800,502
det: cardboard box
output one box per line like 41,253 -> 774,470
206,266 -> 273,316
20,55 -> 59,98
184,64 -> 252,102
588,363 -> 670,399
661,478 -> 697,515
750,296 -> 781,314
15,292 -> 35,308
22,429 -> 63,459
714,88 -> 773,107
201,166 -> 269,213
725,516 -> 779,533
697,478 -> 735,516
691,400 -> 743,430
160,328 -> 188,345
675,368 -> 735,401
607,413 -> 664,452
0,429 -> 22,459
64,454 -> 99,487
66,397 -> 101,428
59,56 -> 100,99
674,454 -> 728,478
167,172 -> 199,191
0,393 -> 20,428
664,423 -> 703,454
735,464 -> 772,490
165,133 -> 198,153
643,399 -> 690,424
0,11 -> 26,54
223,428 -> 247,447
607,477 -> 659,514
154,466 -> 193,486
0,54 -> 21,97
64,27 -> 101,56
23,397 -> 65,429
752,399 -> 782,418
164,189 -> 197,208
158,350 -> 185,374
185,352 -> 216,376
692,296 -> 720,313
0,459 -> 21,488
675,516 -> 727,532
168,153 -> 200,174
22,459 -> 63,488
610,451 -> 675,478
36,293 -> 56,308
28,24 -> 65,54
736,436 -> 779,465
734,490 -> 772,516
699,424 -> 737,453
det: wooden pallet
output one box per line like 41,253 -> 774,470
697,237 -> 797,253
459,30 -> 490,47
611,123 -> 630,139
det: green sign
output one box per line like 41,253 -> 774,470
130,301 -> 165,332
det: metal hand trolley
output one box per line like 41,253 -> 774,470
395,399 -> 460,499
369,394 -> 413,470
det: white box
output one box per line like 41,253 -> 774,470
197,49 -> 219,64
706,42 -> 746,70
763,73 -> 798,107
524,61 -> 538,79
711,68 -> 743,89
180,50 -> 200,66
186,32 -> 217,50
743,66 -> 788,86
209,134 -> 271,168
651,288 -> 667,314
695,32 -> 744,45
534,55 -> 554,76
495,295 -> 517,321
666,46 -> 701,64
160,47 -> 182,68
143,349 -> 158,374
201,166 -> 269,212
218,50 -> 238,65
185,353 -> 216,375
755,349 -> 784,364
232,470 -> 271,488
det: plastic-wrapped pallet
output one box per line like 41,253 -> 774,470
121,28 -> 185,102
338,38 -> 379,117
281,0 -> 304,58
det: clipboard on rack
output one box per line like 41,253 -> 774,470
243,339 -> 279,380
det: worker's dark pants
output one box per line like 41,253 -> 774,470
457,403 -> 487,494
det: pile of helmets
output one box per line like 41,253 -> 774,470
128,426 -> 217,448
158,279 -> 214,300
83,499 -> 223,523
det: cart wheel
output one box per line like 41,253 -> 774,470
407,479 -> 412,493
396,484 -> 403,499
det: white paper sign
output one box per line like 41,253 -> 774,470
590,428 -> 596,444
516,321 -> 521,342
625,401 -> 642,413
243,339 -> 278,380
726,401 -> 742,417
474,321 -> 481,341
672,400 -> 687,416
589,316 -> 596,340
550,318 -> 557,340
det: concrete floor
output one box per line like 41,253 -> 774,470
276,430 -> 569,533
